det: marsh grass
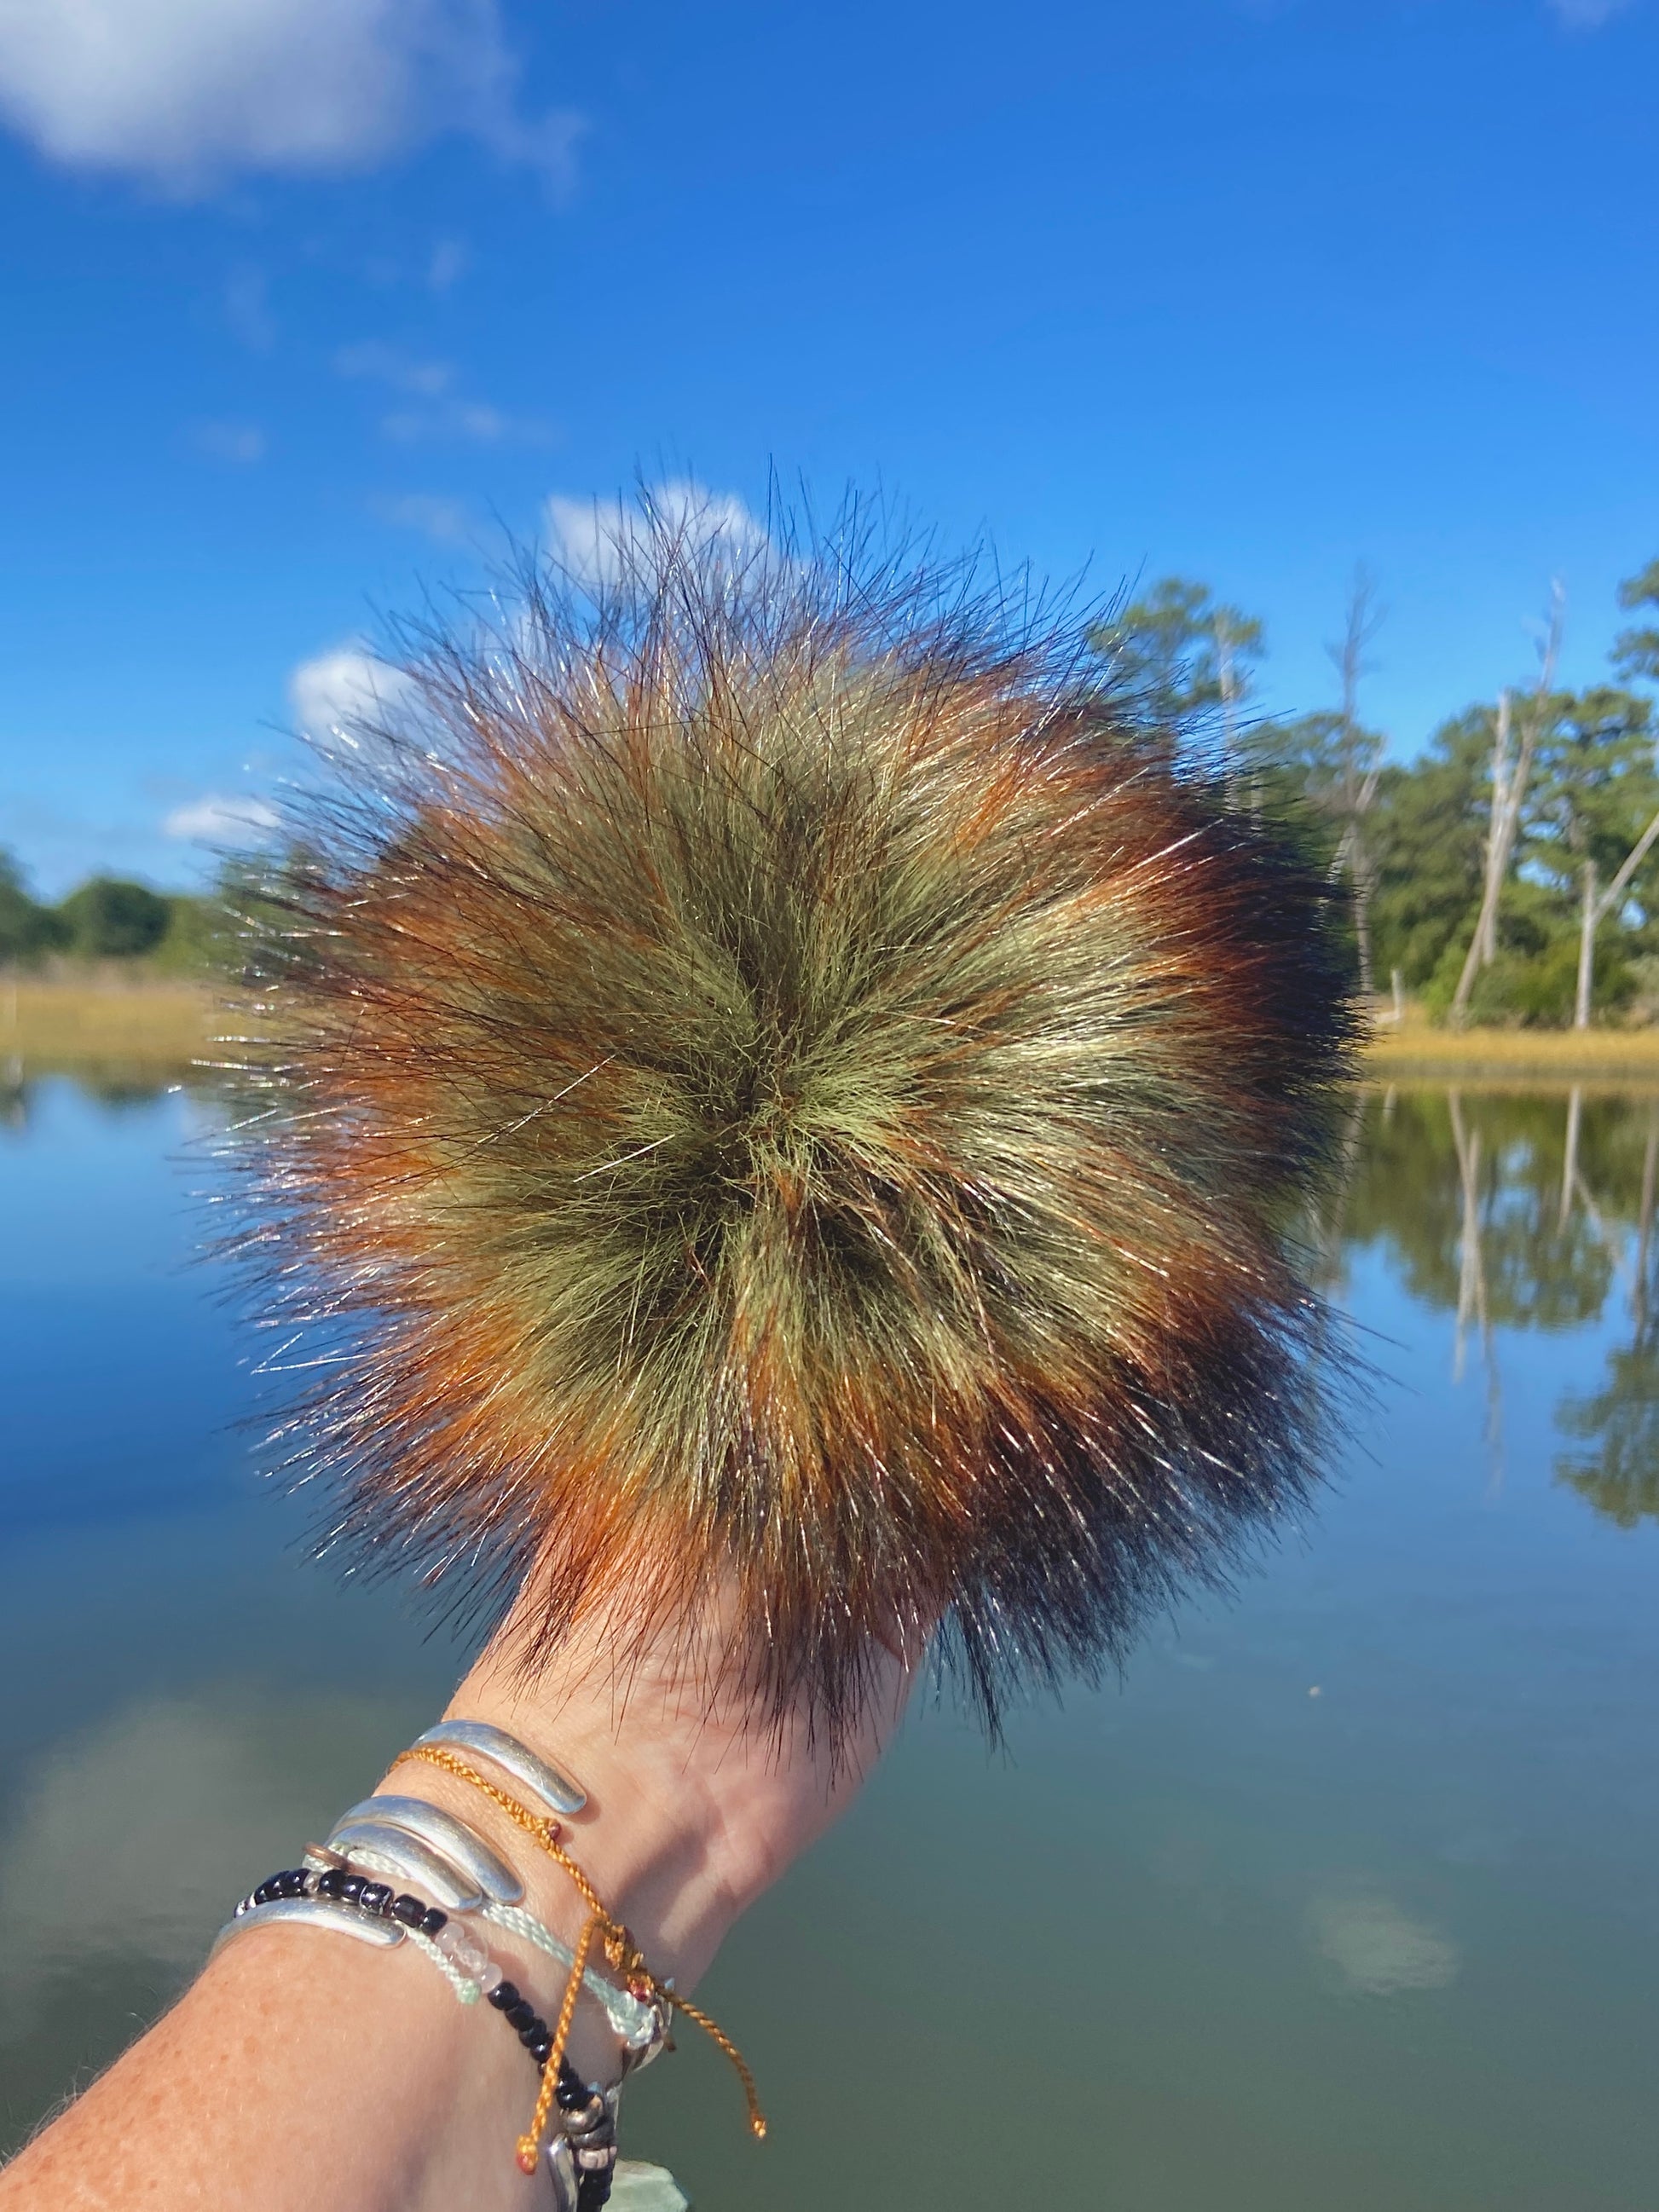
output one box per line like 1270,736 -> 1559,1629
11,977 -> 1659,1086
1368,1016 -> 1659,1079
0,976 -> 225,1077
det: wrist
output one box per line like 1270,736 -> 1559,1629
364,1596 -> 915,2097
423,1650 -> 756,1997
400,1596 -> 916,2008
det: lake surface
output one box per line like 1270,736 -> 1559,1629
3,1073 -> 1657,2208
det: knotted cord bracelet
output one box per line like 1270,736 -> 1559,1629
315,1812 -> 661,2053
391,1741 -> 767,2176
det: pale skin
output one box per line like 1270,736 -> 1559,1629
0,1591 -> 916,2212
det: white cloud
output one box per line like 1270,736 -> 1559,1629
0,0 -> 582,192
164,793 -> 280,841
289,642 -> 413,742
337,342 -> 547,444
546,481 -> 769,592
1547,0 -> 1633,20
192,419 -> 267,465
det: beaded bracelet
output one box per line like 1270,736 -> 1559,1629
237,1866 -> 568,2074
320,1801 -> 662,2054
228,1868 -> 620,2211
240,1863 -> 445,1932
489,1974 -> 621,2205
218,1722 -> 731,2207
392,1741 -> 766,2177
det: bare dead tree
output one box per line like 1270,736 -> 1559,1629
1450,580 -> 1565,1029
1450,1090 -> 1486,1385
1572,789 -> 1659,1030
1325,570 -> 1386,996
1476,690 -> 1513,969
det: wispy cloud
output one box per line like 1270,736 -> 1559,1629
370,492 -> 472,541
0,0 -> 582,194
1307,1890 -> 1460,1997
546,482 -> 769,592
335,340 -> 454,398
0,1691 -> 419,2020
382,398 -> 549,444
192,420 -> 267,465
336,340 -> 548,445
225,267 -> 275,353
164,793 -> 280,842
427,234 -> 470,292
1546,0 -> 1635,22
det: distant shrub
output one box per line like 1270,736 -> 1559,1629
148,892 -> 231,975
56,877 -> 172,959
0,851 -> 66,964
1422,929 -> 1634,1026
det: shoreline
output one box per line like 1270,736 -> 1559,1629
12,978 -> 1659,1086
2,977 -> 228,1079
1366,1022 -> 1659,1082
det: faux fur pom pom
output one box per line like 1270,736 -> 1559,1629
229,504 -> 1357,1737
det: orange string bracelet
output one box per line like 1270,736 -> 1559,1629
523,1910 -> 600,2171
391,1741 -> 766,2175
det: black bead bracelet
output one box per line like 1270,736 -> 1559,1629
234,1868 -> 616,2209
235,1864 -> 449,1937
485,1977 -> 616,2209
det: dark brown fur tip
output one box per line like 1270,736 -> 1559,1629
223,503 -> 1360,1740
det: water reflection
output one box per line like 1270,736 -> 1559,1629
0,1063 -> 194,1129
6,1074 -> 1659,2208
1306,1889 -> 1461,1998
0,1691 -> 424,2031
1558,1339 -> 1659,1527
1343,1087 -> 1659,1524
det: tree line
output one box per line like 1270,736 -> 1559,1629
1090,555 -> 1659,1027
11,553 -> 1659,1026
0,858 -> 223,973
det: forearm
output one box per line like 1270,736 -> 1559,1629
0,1920 -> 534,2212
0,1610 -> 911,2212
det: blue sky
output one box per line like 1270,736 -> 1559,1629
0,0 -> 1656,893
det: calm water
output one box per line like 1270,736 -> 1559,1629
3,1074 -> 1658,2207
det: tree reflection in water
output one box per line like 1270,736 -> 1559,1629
1557,1106 -> 1659,1527
1339,1085 -> 1659,1527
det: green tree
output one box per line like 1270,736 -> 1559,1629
1523,684 -> 1659,1024
55,876 -> 172,959
1555,1104 -> 1659,1526
148,892 -> 225,973
1344,1089 -> 1619,1327
1240,575 -> 1387,990
1611,557 -> 1659,687
0,850 -> 63,963
1369,708 -> 1490,992
1086,577 -> 1264,759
